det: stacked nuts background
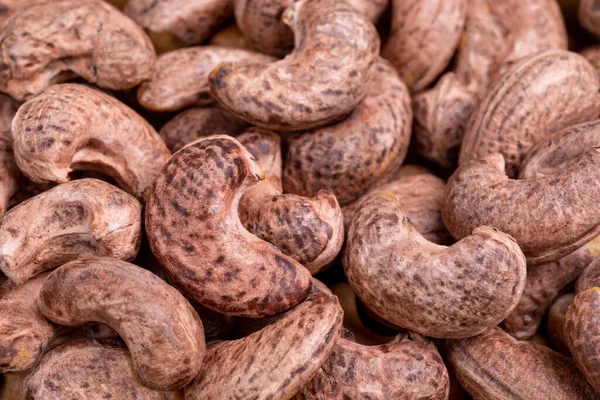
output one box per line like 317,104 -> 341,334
2,0 -> 600,399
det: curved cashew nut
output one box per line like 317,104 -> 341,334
145,135 -> 312,317
344,195 -> 526,338
547,293 -> 574,356
0,0 -> 155,101
238,128 -> 344,274
209,0 -> 380,131
12,84 -> 171,199
443,150 -> 600,264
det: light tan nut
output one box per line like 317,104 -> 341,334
283,59 -> 412,205
577,257 -> 600,293
185,291 -> 343,400
145,135 -> 312,317
382,0 -> 467,92
208,23 -> 253,50
0,0 -> 156,101
238,128 -> 344,274
209,0 -> 380,131
37,257 -> 206,391
447,327 -> 600,400
12,84 -> 171,199
579,0 -> 600,37
344,195 -> 526,338
548,293 -> 574,356
0,136 -> 19,219
582,46 -> 600,81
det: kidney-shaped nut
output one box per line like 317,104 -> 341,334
185,291 -> 343,400
0,0 -> 155,101
344,195 -> 527,338
12,84 -> 171,199
579,0 -> 600,37
443,150 -> 600,265
238,129 -> 343,274
0,178 -> 141,284
459,50 -> 600,177
146,135 -> 312,317
548,293 -> 574,356
37,257 -> 206,391
209,0 -> 380,131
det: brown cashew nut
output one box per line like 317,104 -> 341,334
579,0 -> 600,37
138,47 -> 274,113
185,291 -> 343,400
344,195 -> 527,338
0,178 -> 141,284
146,135 -> 312,317
238,128 -> 344,274
459,50 -> 600,177
283,59 -> 412,206
37,257 -> 206,391
0,0 -> 47,26
0,0 -> 156,101
443,150 -> 600,265
447,327 -> 600,400
548,293 -> 574,356
209,0 -> 380,131
12,84 -> 171,199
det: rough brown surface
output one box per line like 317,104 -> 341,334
37,257 -> 206,391
548,293 -> 574,355
448,327 -> 600,400
0,0 -> 47,26
579,0 -> 600,37
577,257 -> 600,293
209,0 -> 380,131
283,60 -> 412,205
146,136 -> 312,317
12,84 -> 171,199
185,292 -> 343,400
238,129 -> 344,274
0,136 -> 20,219
344,195 -> 526,338
138,46 -> 275,112
0,0 -> 155,101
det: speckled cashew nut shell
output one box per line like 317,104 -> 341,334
145,135 -> 312,317
22,339 -> 164,400
459,50 -> 600,177
138,46 -> 275,113
0,0 -> 155,101
0,178 -> 141,284
344,195 -> 526,338
443,150 -> 600,265
210,0 -> 380,131
12,84 -> 171,199
37,257 -> 205,391
185,292 -> 343,400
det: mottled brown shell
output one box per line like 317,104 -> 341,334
344,195 -> 526,338
37,257 -> 206,391
577,257 -> 600,293
12,84 -> 171,199
283,60 -> 412,205
579,0 -> 600,37
145,135 -> 312,317
0,0 -> 47,25
138,46 -> 275,112
0,0 -> 155,101
185,292 -> 343,400
209,0 -> 380,131
447,327 -> 600,400
547,293 -> 574,356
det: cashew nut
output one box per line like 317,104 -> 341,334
548,293 -> 574,356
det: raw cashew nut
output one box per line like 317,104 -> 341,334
37,257 -> 206,391
344,195 -> 527,338
146,135 -> 312,317
547,293 -> 574,355
443,150 -> 600,264
209,0 -> 380,131
0,0 -> 156,101
579,0 -> 600,37
238,128 -> 344,274
12,84 -> 171,199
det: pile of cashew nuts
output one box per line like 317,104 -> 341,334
3,0 -> 600,399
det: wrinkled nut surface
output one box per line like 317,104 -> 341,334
238,129 -> 344,274
209,0 -> 380,131
579,0 -> 600,37
459,50 -> 600,177
0,178 -> 141,284
344,195 -> 526,338
37,257 -> 206,391
146,135 -> 312,317
382,0 -> 467,92
443,151 -> 600,265
0,0 -> 156,101
448,327 -> 600,400
577,257 -> 600,293
283,60 -> 412,205
548,293 -> 574,356
12,84 -> 171,199
0,0 -> 46,25
185,292 -> 343,400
